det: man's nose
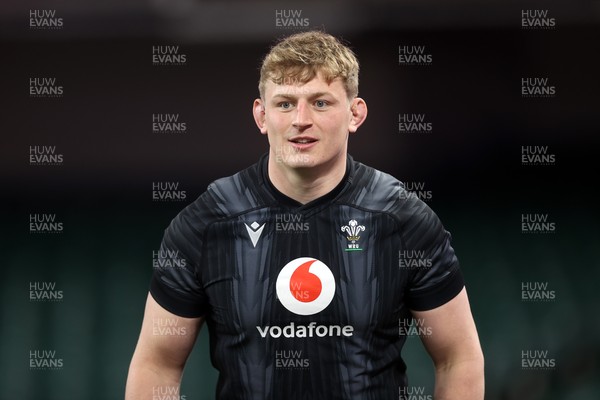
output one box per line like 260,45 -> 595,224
292,101 -> 313,129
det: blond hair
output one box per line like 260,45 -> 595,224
259,31 -> 359,100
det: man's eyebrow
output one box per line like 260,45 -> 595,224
271,92 -> 335,101
307,91 -> 333,99
271,94 -> 296,101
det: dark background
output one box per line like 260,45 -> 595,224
1,0 -> 599,399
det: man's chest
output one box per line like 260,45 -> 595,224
200,207 -> 410,337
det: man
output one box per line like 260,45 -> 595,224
126,31 -> 484,399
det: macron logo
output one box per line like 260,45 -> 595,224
244,221 -> 265,247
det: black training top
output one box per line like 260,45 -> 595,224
150,154 -> 464,400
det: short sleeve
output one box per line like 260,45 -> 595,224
400,197 -> 464,311
150,201 -> 209,318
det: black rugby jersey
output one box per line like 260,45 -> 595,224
150,154 -> 464,400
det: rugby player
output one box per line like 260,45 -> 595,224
126,30 -> 484,400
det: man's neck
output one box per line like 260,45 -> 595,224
267,153 -> 347,205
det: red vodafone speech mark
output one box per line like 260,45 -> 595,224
289,259 -> 322,302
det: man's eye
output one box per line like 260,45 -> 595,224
315,100 -> 328,108
279,102 -> 292,109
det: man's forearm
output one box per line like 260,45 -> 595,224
433,357 -> 485,400
125,359 -> 183,400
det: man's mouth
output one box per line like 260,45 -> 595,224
289,137 -> 318,144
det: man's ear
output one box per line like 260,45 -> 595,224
349,98 -> 368,134
253,98 -> 268,135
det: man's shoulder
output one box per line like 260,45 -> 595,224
185,159 -> 270,221
347,159 -> 446,239
346,159 -> 435,222
345,160 -> 404,212
164,160 -> 269,243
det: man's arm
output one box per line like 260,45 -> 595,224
411,287 -> 484,400
125,293 -> 203,400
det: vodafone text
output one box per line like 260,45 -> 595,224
257,322 -> 354,338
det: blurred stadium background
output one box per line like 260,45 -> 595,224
1,1 -> 599,399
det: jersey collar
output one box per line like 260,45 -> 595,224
259,153 -> 355,212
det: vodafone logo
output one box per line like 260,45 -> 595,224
258,258 -> 352,339
276,257 -> 335,316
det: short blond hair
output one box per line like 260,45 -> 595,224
259,31 -> 359,100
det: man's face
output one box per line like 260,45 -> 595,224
254,71 -> 366,172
